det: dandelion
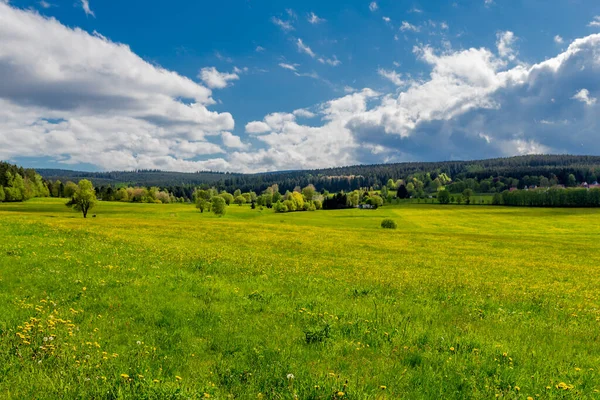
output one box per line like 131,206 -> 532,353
380,385 -> 387,390
515,386 -> 520,391
450,347 -> 455,352
203,394 -> 211,398
120,374 -> 129,379
287,373 -> 295,380
337,392 -> 345,397
136,341 -> 141,345
175,376 -> 182,381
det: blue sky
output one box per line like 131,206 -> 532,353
1,0 -> 600,172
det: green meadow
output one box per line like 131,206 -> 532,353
1,198 -> 600,399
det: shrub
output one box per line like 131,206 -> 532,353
381,219 -> 397,229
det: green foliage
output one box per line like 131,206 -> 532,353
499,187 -> 600,207
234,195 -> 245,206
66,179 -> 96,218
196,198 -> 210,213
220,192 -> 234,206
381,218 -> 397,229
211,196 -> 227,216
462,189 -> 473,205
437,189 -> 451,204
63,181 -> 78,198
0,186 -> 4,202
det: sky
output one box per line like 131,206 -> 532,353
1,0 -> 600,173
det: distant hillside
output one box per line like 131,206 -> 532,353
38,155 -> 600,193
37,169 -> 241,187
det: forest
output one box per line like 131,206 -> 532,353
37,155 -> 600,197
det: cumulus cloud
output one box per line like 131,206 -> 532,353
221,132 -> 248,149
80,0 -> 94,17
554,35 -> 564,44
0,3 -> 233,171
199,67 -> 239,89
589,16 -> 600,28
572,89 -> 597,105
378,69 -> 404,86
496,31 -> 518,61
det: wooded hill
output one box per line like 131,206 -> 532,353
37,155 -> 600,194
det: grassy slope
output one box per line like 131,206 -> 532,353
1,199 -> 599,399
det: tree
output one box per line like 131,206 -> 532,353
234,195 -> 245,206
211,196 -> 227,216
437,189 -> 451,204
462,189 -> 473,205
302,184 -> 316,201
66,179 -> 96,218
396,184 -> 409,199
0,186 -> 4,202
196,198 -> 209,213
64,181 -> 78,198
567,174 -> 577,187
233,189 -> 242,198
220,192 -> 234,205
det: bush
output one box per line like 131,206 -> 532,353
381,219 -> 397,229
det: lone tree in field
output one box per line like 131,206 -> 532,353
66,179 -> 96,218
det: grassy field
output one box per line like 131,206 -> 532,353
1,198 -> 600,399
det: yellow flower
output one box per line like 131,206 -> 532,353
175,376 -> 182,381
337,392 -> 345,397
120,374 -> 129,379
515,386 -> 520,391
203,394 -> 211,398
450,347 -> 455,352
380,385 -> 387,390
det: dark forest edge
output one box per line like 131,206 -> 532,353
2,155 -> 600,210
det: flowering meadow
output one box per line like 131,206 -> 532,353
1,198 -> 599,399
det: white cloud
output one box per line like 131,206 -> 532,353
80,0 -> 94,17
496,31 -> 518,61
272,17 -> 294,32
255,46 -> 266,52
308,12 -> 325,24
378,68 -> 404,86
0,3 -> 233,171
245,121 -> 271,134
369,1 -> 378,12
39,1 -> 51,8
572,89 -> 597,106
278,63 -> 298,71
318,55 -> 341,66
589,16 -> 600,28
221,132 -> 248,149
383,16 -> 391,23
554,35 -> 564,44
297,38 -> 316,58
440,22 -> 449,30
293,109 -> 316,118
484,0 -> 494,6
199,67 -> 239,89
409,7 -> 423,13
400,21 -> 420,32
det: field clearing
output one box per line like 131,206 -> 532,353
1,198 -> 600,399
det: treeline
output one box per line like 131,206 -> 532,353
37,155 -> 600,197
0,162 -> 49,202
493,188 -> 600,207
